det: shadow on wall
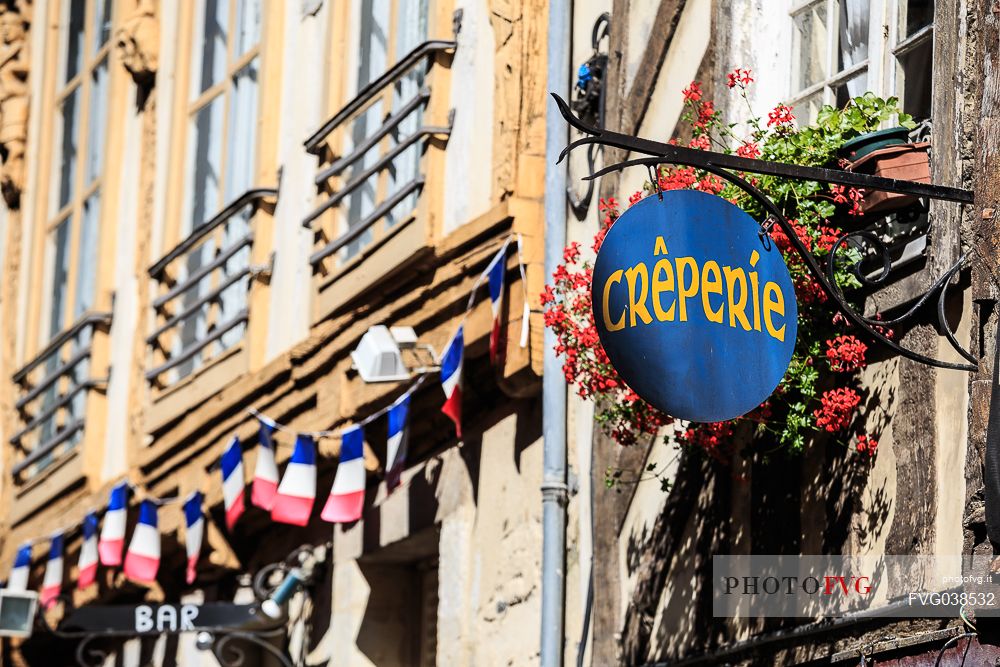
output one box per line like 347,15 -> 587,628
314,396 -> 541,663
355,528 -> 441,667
617,357 -> 897,664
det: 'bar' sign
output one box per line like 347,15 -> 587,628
59,603 -> 261,635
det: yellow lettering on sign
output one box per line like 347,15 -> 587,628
749,250 -> 762,332
602,269 -> 626,331
723,266 -> 751,331
654,236 -> 669,256
701,261 -> 723,323
599,250 -> 788,343
651,258 -> 676,321
763,282 -> 786,342
675,257 -> 699,322
625,263 -> 653,327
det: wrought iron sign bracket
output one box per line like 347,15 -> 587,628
552,93 -> 981,372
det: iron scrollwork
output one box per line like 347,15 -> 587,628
198,627 -> 293,667
551,93 -> 979,372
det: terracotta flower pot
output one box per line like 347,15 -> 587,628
846,141 -> 930,215
838,126 -> 911,162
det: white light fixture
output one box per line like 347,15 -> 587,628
351,325 -> 411,382
389,326 -> 418,348
0,589 -> 37,638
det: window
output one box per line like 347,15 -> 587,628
168,0 -> 262,381
37,0 -> 112,469
343,0 -> 429,260
892,0 -> 933,121
44,0 -> 111,340
20,0 -> 114,473
789,0 -> 933,122
185,0 -> 261,227
305,0 -> 451,317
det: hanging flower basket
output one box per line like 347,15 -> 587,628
846,140 -> 930,215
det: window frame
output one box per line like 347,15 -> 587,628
787,0 -> 934,122
144,0 -> 274,414
12,0 -> 119,489
40,0 -> 115,344
306,0 -> 453,322
886,3 -> 934,121
319,0 -> 432,265
181,0 -> 263,236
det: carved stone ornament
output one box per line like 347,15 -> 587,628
0,1 -> 30,209
115,0 -> 157,87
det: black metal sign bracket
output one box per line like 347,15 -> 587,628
552,93 -> 979,372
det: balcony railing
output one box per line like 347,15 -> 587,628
146,187 -> 277,388
10,312 -> 111,480
303,39 -> 455,270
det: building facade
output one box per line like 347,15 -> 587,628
2,0 -> 1000,666
575,0 -> 1000,664
0,1 -> 590,665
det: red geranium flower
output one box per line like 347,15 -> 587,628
856,434 -> 878,457
682,81 -> 703,102
767,104 -> 795,127
726,68 -> 754,89
814,388 -> 861,432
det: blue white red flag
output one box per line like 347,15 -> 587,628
124,501 -> 159,583
385,396 -> 410,491
99,481 -> 129,566
220,436 -> 246,531
8,543 -> 31,591
487,245 -> 506,365
77,513 -> 99,589
251,418 -> 279,510
183,492 -> 204,584
321,426 -> 366,523
272,435 -> 316,526
440,326 -> 464,438
40,533 -> 63,606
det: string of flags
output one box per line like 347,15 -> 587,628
183,492 -> 204,585
2,235 -> 528,600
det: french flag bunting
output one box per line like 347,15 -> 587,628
251,419 -> 279,510
77,512 -> 99,590
385,396 -> 410,491
183,492 -> 204,585
487,246 -> 506,365
440,326 -> 464,438
220,436 -> 246,531
40,533 -> 63,606
7,543 -> 31,591
124,501 -> 160,583
271,435 -> 316,526
321,426 -> 366,523
99,481 -> 129,566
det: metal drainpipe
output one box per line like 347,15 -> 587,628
541,0 -> 570,664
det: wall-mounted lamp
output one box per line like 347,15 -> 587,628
0,589 -> 38,638
351,325 -> 438,383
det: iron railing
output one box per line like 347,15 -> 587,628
10,312 -> 111,479
146,187 -> 277,387
303,39 -> 455,269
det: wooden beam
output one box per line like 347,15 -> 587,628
621,0 -> 688,137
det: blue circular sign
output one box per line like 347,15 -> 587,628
592,190 -> 797,422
